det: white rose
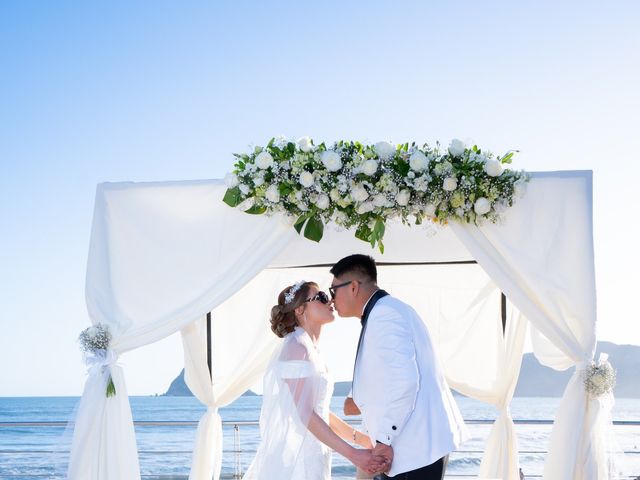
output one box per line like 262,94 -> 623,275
299,171 -> 315,188
374,141 -> 395,160
297,136 -> 313,153
442,177 -> 458,191
372,194 -> 388,207
315,194 -> 330,210
265,185 -> 280,203
448,139 -> 466,157
424,203 -> 437,217
395,190 -> 411,206
356,201 -> 375,214
474,197 -> 492,215
414,175 -> 430,192
351,184 -> 369,202
321,150 -> 343,172
239,184 -> 250,195
409,151 -> 429,172
407,171 -> 416,179
361,159 -> 379,176
484,159 -> 503,177
514,178 -> 527,198
255,151 -> 274,169
333,211 -> 348,225
253,175 -> 265,187
224,172 -> 239,188
330,188 -> 341,201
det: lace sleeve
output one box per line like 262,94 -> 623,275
243,332 -> 320,479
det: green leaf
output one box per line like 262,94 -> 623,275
355,224 -> 372,243
271,145 -> 282,157
394,159 -> 410,177
294,213 -> 311,234
378,239 -> 385,254
245,204 -> 267,215
223,187 -> 242,207
500,152 -> 514,164
303,216 -> 324,242
106,376 -> 116,397
279,183 -> 293,196
367,218 -> 386,249
373,217 -> 386,238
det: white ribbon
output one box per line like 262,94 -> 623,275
85,348 -> 118,372
84,349 -> 119,397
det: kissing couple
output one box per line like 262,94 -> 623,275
243,254 -> 467,480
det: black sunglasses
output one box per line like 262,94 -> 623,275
305,291 -> 330,305
329,280 -> 360,299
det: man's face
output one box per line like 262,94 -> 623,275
330,276 -> 357,318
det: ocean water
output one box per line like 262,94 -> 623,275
0,395 -> 638,479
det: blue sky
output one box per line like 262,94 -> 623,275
1,1 -> 639,396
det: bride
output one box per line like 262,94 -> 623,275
243,280 -> 386,479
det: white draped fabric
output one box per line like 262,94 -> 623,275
180,269 -> 303,479
70,180 -> 294,479
476,308 -> 527,480
70,170 -> 611,480
67,350 -> 139,479
382,263 -> 527,480
181,317 -> 223,480
451,171 -> 615,479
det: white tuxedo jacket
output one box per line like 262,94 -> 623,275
352,294 -> 467,476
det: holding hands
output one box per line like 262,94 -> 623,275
349,448 -> 390,475
372,442 -> 393,473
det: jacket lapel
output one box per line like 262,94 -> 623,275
352,289 -> 389,386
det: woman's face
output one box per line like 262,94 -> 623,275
301,285 -> 335,326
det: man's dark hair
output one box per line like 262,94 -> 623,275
330,254 -> 377,283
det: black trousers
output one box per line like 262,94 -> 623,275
381,455 -> 448,480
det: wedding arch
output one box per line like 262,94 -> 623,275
68,169 -> 613,480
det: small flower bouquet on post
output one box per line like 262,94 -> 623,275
583,355 -> 616,399
78,324 -> 116,397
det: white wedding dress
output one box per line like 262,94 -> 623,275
243,327 -> 334,480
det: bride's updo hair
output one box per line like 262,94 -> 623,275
270,281 -> 318,338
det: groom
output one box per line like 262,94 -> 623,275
330,254 -> 466,479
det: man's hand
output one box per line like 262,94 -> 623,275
372,442 -> 393,473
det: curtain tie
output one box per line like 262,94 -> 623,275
85,348 -> 118,375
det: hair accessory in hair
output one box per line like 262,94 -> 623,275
284,280 -> 306,304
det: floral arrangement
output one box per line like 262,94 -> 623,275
223,137 -> 529,252
78,324 -> 116,397
583,358 -> 616,399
